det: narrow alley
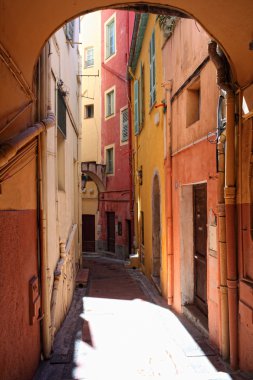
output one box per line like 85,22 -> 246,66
1,2 -> 253,379
34,255 -> 248,380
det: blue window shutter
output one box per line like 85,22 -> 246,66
134,80 -> 139,135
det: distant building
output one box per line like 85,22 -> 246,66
128,14 -> 167,294
98,9 -> 135,259
80,11 -> 104,253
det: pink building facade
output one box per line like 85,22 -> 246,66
98,10 -> 134,259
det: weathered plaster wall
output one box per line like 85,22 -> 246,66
80,11 -> 102,164
163,19 -> 220,346
99,10 -> 134,258
0,149 -> 40,380
131,14 -> 167,297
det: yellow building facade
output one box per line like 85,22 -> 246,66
80,12 -> 103,253
129,14 -> 167,298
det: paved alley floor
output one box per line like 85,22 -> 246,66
34,255 -> 252,380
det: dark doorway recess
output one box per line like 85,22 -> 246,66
126,219 -> 131,257
193,183 -> 208,316
82,214 -> 95,252
107,212 -> 115,253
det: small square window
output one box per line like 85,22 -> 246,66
106,147 -> 114,174
84,104 -> 94,119
85,47 -> 94,68
186,78 -> 200,127
106,90 -> 114,117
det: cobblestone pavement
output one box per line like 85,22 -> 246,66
34,255 -> 252,380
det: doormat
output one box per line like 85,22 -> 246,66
183,341 -> 216,357
50,352 -> 73,364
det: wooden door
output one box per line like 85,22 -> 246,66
107,212 -> 115,252
82,214 -> 95,252
193,184 -> 208,316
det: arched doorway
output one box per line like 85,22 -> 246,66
152,173 -> 161,289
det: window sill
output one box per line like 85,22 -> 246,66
149,100 -> 157,114
186,119 -> 200,128
105,113 -> 115,121
104,51 -> 117,63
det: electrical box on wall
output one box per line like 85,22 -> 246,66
29,275 -> 41,325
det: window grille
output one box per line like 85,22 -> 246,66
121,108 -> 128,142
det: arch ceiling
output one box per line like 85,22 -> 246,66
0,0 -> 253,132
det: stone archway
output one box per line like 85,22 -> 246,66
152,173 -> 161,288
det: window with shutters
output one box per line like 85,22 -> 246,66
121,107 -> 128,143
105,87 -> 115,118
134,79 -> 139,135
105,147 -> 114,175
65,21 -> 75,47
149,30 -> 156,107
85,47 -> 94,68
139,63 -> 145,129
57,89 -> 67,138
105,16 -> 116,60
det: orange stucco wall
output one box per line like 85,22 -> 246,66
163,19 -> 220,347
0,144 -> 40,380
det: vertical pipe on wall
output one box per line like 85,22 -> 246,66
217,131 -> 229,360
209,40 -> 238,369
163,80 -> 173,305
39,44 -> 52,358
224,91 -> 238,369
38,132 -> 51,358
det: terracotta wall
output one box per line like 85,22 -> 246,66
163,19 -> 220,346
99,10 -> 134,259
0,143 -> 40,380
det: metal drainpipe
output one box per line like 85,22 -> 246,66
163,80 -> 173,305
40,44 -> 52,359
209,41 -> 238,369
224,90 -> 238,369
217,130 -> 229,360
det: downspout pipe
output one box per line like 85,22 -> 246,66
163,80 -> 173,305
209,41 -> 238,369
0,113 -> 55,168
217,130 -> 229,360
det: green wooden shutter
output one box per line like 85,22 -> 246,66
134,80 -> 139,135
140,63 -> 145,128
149,30 -> 156,107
